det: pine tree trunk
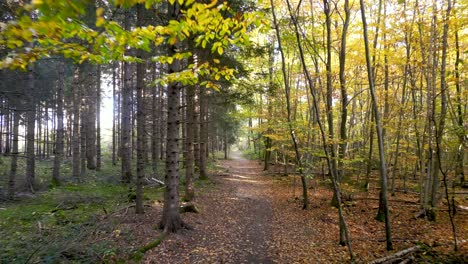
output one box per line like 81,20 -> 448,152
199,77 -> 208,180
193,86 -> 200,174
96,65 -> 102,171
4,105 -> 10,154
72,67 -> 81,180
112,62 -> 118,166
135,4 -> 146,214
26,65 -> 36,193
52,61 -> 65,185
160,2 -> 187,233
121,11 -> 133,184
184,85 -> 195,201
80,93 -> 87,179
85,63 -> 97,170
8,109 -> 19,199
152,72 -> 161,176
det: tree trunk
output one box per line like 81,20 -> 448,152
274,0 -> 308,210
360,0 -> 393,250
121,10 -> 133,184
72,67 -> 81,181
454,14 -> 465,186
80,81 -> 87,179
7,109 -> 19,199
152,65 -> 160,176
184,84 -> 195,201
96,65 -> 101,171
26,65 -> 36,193
193,86 -> 201,174
432,0 -> 451,208
337,0 -> 350,244
199,75 -> 208,180
160,6 -> 186,230
112,62 -> 118,166
135,4 -> 146,214
52,61 -> 65,185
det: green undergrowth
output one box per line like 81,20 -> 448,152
0,155 -> 222,263
0,180 -> 165,263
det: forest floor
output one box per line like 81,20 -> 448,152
101,152 -> 467,263
1,154 -> 467,263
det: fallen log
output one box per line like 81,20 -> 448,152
368,245 -> 421,264
353,197 -> 418,204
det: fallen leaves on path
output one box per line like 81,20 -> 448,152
90,158 -> 467,263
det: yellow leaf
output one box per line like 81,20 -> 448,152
169,36 -> 177,45
213,58 -> 220,64
217,46 -> 223,55
96,17 -> 105,27
167,57 -> 174,64
96,7 -> 104,16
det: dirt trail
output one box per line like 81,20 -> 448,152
143,153 -> 273,263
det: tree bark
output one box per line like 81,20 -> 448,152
7,108 -> 19,199
283,0 -> 353,257
72,67 -> 81,181
360,0 -> 393,250
121,10 -> 133,184
184,84 -> 195,201
96,65 -> 101,171
159,2 -> 186,232
199,72 -> 208,180
135,4 -> 146,214
26,65 -> 36,193
52,61 -> 65,185
112,62 -> 118,166
273,0 -> 308,210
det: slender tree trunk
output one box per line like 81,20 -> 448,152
135,4 -> 146,214
72,68 -> 81,180
432,0 -> 451,208
112,62 -> 118,166
121,11 -> 133,184
360,0 -> 393,250
392,2 -> 414,195
52,61 -> 65,185
152,65 -> 160,176
454,13 -> 465,186
194,86 -> 201,173
84,63 -> 97,170
283,0 -> 353,257
336,0 -> 351,244
26,65 -> 36,193
199,74 -> 208,180
37,105 -> 42,158
273,0 -> 308,210
184,85 -> 195,201
80,81 -> 87,179
96,65 -> 101,171
8,109 -> 19,199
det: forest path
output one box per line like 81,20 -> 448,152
143,152 -> 274,263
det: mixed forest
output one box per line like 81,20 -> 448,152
0,0 -> 466,263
